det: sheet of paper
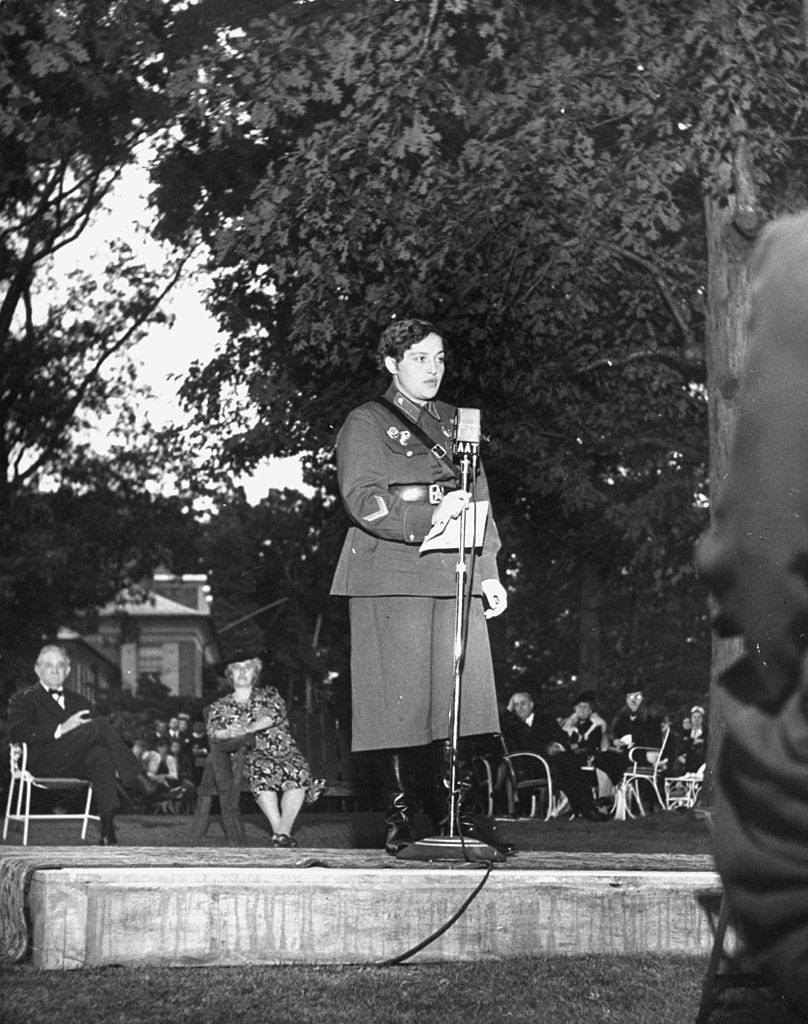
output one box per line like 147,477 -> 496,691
419,500 -> 489,553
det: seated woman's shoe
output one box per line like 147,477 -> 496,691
99,813 -> 119,845
272,833 -> 298,847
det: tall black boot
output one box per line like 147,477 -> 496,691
376,750 -> 415,855
444,738 -> 516,856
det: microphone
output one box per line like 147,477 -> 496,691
453,407 -> 481,457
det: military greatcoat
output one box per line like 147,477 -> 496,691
331,382 -> 502,751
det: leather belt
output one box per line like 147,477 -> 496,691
389,483 -> 447,505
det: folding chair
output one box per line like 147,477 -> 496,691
3,742 -> 98,846
503,750 -> 568,819
665,762 -> 705,810
613,727 -> 671,820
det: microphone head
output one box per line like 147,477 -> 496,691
453,407 -> 481,454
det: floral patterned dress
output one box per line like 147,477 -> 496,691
206,686 -> 326,802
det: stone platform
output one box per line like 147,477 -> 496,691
2,846 -> 722,970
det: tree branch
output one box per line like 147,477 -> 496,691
12,254 -> 192,487
571,346 -> 701,376
608,243 -> 696,349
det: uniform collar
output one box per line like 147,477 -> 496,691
385,382 -> 440,422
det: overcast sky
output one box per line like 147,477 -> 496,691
53,156 -> 308,502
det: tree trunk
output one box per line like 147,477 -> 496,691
701,134 -> 760,803
578,557 -> 603,698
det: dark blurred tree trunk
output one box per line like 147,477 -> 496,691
702,121 -> 761,801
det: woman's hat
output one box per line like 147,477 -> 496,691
690,705 -> 706,716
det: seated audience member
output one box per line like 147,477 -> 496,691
7,644 -> 156,845
594,683 -> 664,788
561,690 -> 613,806
176,713 -> 193,751
189,720 -> 209,785
130,738 -> 150,769
168,738 -> 196,796
676,705 -> 708,773
561,691 -> 608,757
143,738 -> 178,788
151,717 -> 169,748
206,656 -> 325,846
499,691 -> 605,820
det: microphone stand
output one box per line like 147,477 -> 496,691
397,446 -> 505,863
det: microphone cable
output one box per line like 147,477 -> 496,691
374,859 -> 493,967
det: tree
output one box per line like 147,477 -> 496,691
0,0 -> 204,683
150,0 -> 709,703
149,1 -> 806,733
200,487 -> 350,714
0,1 -> 197,504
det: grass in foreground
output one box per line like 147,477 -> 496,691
0,955 -> 798,1024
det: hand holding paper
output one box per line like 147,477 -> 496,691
420,500 -> 489,553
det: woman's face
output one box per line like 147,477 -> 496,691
691,710 -> 703,728
385,332 -> 445,404
230,660 -> 257,688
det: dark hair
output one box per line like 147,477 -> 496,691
377,319 -> 441,370
574,690 -> 596,706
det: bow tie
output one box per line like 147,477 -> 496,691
50,689 -> 64,698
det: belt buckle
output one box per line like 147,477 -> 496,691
428,484 -> 444,505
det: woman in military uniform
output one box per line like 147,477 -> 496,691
330,319 -> 508,854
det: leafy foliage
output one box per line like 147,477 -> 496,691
200,487 -> 350,713
0,0 -> 208,685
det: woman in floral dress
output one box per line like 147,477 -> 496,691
206,657 -> 325,846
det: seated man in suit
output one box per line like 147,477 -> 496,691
499,691 -> 605,820
7,644 -> 154,844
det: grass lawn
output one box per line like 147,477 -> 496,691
3,809 -> 794,1021
0,955 -> 798,1024
0,806 -> 713,854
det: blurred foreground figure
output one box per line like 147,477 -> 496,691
696,212 -> 808,1013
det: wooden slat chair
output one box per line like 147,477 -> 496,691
3,742 -> 99,846
694,808 -> 773,1024
191,733 -> 252,846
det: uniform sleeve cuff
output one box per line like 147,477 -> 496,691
479,557 -> 499,581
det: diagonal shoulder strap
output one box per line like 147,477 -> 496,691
375,396 -> 460,482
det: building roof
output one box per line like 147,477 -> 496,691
98,592 -> 211,619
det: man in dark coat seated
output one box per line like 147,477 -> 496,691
499,691 -> 604,820
7,644 -> 155,844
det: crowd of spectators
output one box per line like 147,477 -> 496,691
488,684 -> 709,819
125,713 -> 210,812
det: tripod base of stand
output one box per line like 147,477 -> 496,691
395,834 -> 507,863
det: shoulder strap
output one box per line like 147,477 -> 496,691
375,396 -> 460,482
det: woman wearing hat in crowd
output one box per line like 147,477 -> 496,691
560,690 -> 609,758
206,657 -> 325,846
593,682 -> 664,787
